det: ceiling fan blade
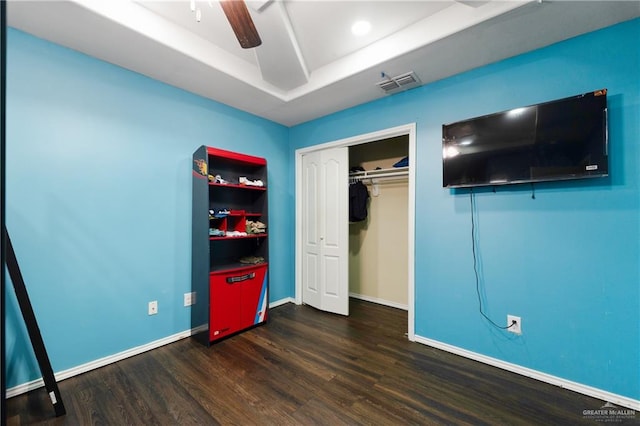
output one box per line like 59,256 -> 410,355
219,0 -> 262,49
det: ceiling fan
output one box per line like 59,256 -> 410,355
219,0 -> 262,49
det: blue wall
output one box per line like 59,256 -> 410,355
290,19 -> 639,400
4,29 -> 292,388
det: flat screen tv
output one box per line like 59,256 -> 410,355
442,89 -> 608,188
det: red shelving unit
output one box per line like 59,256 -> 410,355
192,146 -> 269,345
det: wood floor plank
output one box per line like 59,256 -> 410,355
6,299 -> 628,425
115,351 -> 216,425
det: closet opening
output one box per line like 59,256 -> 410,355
348,136 -> 409,313
295,123 -> 416,341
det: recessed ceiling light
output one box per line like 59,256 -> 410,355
351,20 -> 371,37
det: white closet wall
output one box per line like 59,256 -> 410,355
349,136 -> 409,309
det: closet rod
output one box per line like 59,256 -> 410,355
349,166 -> 408,181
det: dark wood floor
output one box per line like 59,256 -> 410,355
6,299 -> 626,425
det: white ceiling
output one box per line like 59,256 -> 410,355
7,1 -> 640,126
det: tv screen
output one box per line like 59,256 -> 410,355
442,89 -> 608,188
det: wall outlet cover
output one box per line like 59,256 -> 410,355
148,300 -> 158,315
507,315 -> 521,334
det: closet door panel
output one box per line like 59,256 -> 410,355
300,147 -> 349,315
322,255 -> 340,297
302,153 -> 322,309
304,161 -> 319,244
319,151 -> 348,315
322,157 -> 341,248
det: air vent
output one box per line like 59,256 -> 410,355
378,80 -> 400,92
376,71 -> 422,95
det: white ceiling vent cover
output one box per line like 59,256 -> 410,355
376,71 -> 422,95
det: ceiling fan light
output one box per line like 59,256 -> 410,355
351,20 -> 371,37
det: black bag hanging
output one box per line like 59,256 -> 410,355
349,181 -> 370,222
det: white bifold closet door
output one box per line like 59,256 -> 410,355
301,147 -> 349,316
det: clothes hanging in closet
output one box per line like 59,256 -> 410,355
349,180 -> 370,222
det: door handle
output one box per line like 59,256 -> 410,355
226,272 -> 256,284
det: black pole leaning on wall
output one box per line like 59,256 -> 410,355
1,1 -> 8,424
3,228 -> 66,417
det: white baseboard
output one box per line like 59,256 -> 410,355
6,297 -> 295,399
414,335 -> 640,411
6,328 -> 194,398
350,293 -> 408,311
270,297 -> 294,308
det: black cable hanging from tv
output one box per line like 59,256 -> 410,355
470,189 -> 514,331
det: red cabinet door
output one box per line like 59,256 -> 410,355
209,274 -> 241,341
210,264 -> 268,342
239,265 -> 268,329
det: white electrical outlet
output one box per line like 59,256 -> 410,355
148,300 -> 158,315
507,315 -> 521,334
184,292 -> 195,307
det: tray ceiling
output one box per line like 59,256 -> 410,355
7,1 -> 640,126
